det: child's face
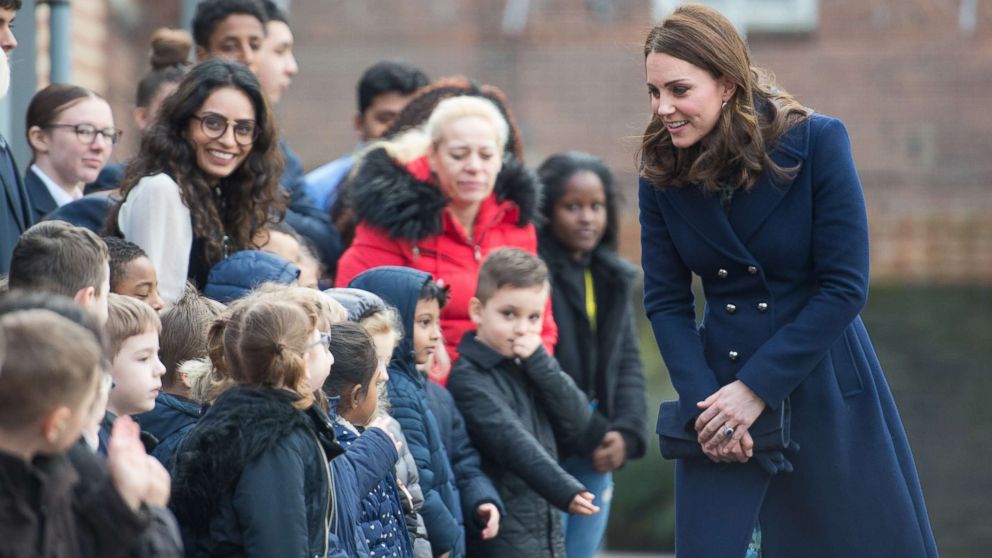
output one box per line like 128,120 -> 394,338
305,328 -> 333,392
342,365 -> 385,427
551,170 -> 608,258
412,298 -> 441,365
109,329 -> 165,416
470,284 -> 548,359
115,256 -> 165,313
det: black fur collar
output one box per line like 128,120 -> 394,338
170,386 -> 338,532
349,147 -> 543,242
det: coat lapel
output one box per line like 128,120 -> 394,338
660,181 -> 754,264
0,138 -> 29,231
729,118 -> 810,243
25,170 -> 58,223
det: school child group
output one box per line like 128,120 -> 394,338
0,0 -> 649,556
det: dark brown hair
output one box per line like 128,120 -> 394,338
136,28 -> 192,108
25,83 -> 104,163
475,248 -> 548,303
322,321 -> 378,403
223,299 -> 315,409
638,3 -> 809,192
8,221 -> 109,298
160,285 -> 225,389
0,310 -> 102,429
108,58 -> 285,266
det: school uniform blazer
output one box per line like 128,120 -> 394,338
0,136 -> 32,273
24,167 -> 58,225
639,113 -> 938,558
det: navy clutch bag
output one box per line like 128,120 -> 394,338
656,398 -> 792,460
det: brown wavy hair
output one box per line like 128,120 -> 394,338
638,3 -> 810,192
108,58 -> 285,265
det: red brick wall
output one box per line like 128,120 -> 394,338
96,0 -> 992,282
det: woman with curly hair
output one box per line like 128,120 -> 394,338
108,58 -> 284,304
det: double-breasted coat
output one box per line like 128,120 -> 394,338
639,113 -> 939,557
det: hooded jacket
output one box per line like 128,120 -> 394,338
348,266 -> 465,557
203,250 -> 300,304
335,148 -> 558,378
171,386 -> 345,558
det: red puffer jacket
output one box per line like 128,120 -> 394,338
335,148 -> 557,384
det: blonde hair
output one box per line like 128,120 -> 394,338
358,306 -> 403,340
106,293 -> 162,358
366,95 -> 510,165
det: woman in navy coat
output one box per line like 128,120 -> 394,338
638,5 -> 938,557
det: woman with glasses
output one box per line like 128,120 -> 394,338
108,58 -> 285,304
24,83 -> 119,224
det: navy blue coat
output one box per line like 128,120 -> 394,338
0,135 -> 32,274
134,393 -> 202,473
203,250 -> 300,303
639,113 -> 938,557
24,168 -> 58,225
425,381 -> 505,539
349,266 -> 466,557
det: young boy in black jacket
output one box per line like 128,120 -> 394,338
447,248 -> 600,558
0,309 -> 158,557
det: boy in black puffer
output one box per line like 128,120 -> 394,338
447,249 -> 599,558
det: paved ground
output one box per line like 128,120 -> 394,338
599,552 -> 673,558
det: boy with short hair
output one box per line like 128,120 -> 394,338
104,236 -> 166,313
0,309 -> 153,556
192,0 -> 267,72
447,248 -> 599,557
348,266 -> 467,558
8,220 -> 111,325
101,293 -> 166,453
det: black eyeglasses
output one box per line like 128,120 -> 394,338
309,331 -> 332,352
192,112 -> 260,146
45,123 -> 123,146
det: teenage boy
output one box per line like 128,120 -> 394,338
447,248 -> 600,557
100,294 -> 166,453
302,60 -> 430,212
348,266 -> 467,558
105,236 -> 166,313
1,0 -> 32,274
0,309 -> 157,557
8,220 -> 111,325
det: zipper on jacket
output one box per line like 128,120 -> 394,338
311,431 -> 335,558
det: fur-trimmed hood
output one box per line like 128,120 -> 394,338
349,147 -> 543,242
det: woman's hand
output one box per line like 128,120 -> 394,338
695,380 -> 765,459
701,430 -> 754,463
568,491 -> 601,516
476,503 -> 501,539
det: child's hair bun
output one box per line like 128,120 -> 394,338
149,28 -> 193,71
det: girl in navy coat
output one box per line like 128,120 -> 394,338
638,5 -> 938,557
537,151 -> 648,557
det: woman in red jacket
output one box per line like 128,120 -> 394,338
335,95 -> 556,383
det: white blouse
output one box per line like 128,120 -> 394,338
117,173 -> 193,304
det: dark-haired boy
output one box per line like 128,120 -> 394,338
348,266 -> 468,558
447,248 -> 600,557
192,0 -> 267,74
0,309 -> 158,557
8,220 -> 111,325
302,60 -> 430,212
104,236 -> 166,313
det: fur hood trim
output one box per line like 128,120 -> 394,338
350,147 -> 543,242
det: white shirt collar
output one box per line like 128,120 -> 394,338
31,164 -> 82,207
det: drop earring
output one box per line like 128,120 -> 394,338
722,100 -> 728,109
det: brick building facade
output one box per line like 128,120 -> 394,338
64,0 -> 992,283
